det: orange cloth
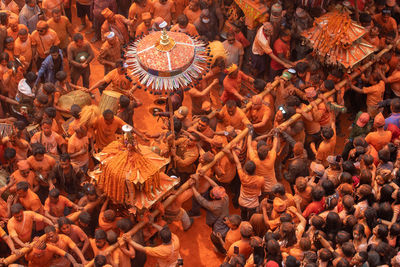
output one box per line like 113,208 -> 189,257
26,243 -> 66,267
365,130 -> 392,152
218,105 -> 250,130
14,35 -> 33,68
135,21 -> 152,37
363,80 -> 385,107
27,154 -> 56,180
94,116 -> 125,150
101,15 -> 130,44
31,28 -> 60,58
98,211 -> 121,233
246,105 -> 272,135
216,155 -> 236,183
18,189 -> 43,213
44,195 -> 74,217
67,133 -> 89,168
67,224 -> 88,246
170,23 -> 198,36
8,211 -> 46,243
221,71 -> 252,103
48,234 -> 76,265
47,16 -> 73,49
238,169 -> 264,208
144,233 -> 180,266
103,68 -> 133,93
31,131 -> 66,157
248,147 -> 277,192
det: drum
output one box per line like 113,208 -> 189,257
0,123 -> 12,137
58,90 -> 92,118
99,90 -> 122,114
26,124 -> 40,140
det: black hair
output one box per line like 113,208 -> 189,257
73,33 -> 84,42
4,147 -> 16,160
160,227 -> 172,243
49,188 -> 60,198
44,107 -> 57,119
16,181 -> 29,191
119,95 -> 130,108
311,185 -> 325,201
94,229 -> 107,240
103,109 -> 114,118
244,160 -> 256,175
58,217 -> 72,227
78,211 -> 91,224
11,203 -> 23,215
32,143 -> 46,155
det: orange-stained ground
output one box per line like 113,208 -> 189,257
69,7 -> 349,266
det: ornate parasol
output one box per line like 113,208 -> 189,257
126,27 -> 209,92
302,10 -> 376,69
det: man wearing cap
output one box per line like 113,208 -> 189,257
19,0 -> 41,33
342,112 -> 371,159
189,176 -> 230,244
101,8 -> 131,45
67,33 -> 94,89
135,12 -> 153,37
374,8 -> 398,39
98,31 -> 121,75
31,20 -> 60,68
128,0 -> 154,35
221,64 -> 254,104
92,0 -> 117,43
365,113 -> 392,152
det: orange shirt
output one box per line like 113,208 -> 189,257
7,24 -> 28,40
65,224 -> 88,246
14,35 -> 33,68
8,211 -> 46,243
227,240 -> 252,260
144,233 -> 180,266
47,16 -> 72,49
374,14 -> 397,34
27,154 -> 56,180
224,226 -> 241,250
365,130 -> 392,152
135,21 -> 152,37
246,105 -> 272,135
31,29 -> 60,58
18,189 -> 43,213
248,147 -> 277,192
44,195 -> 74,217
170,23 -> 198,36
112,247 -> 132,267
94,116 -> 125,150
67,133 -> 89,168
238,169 -> 264,208
386,70 -> 400,97
363,80 -> 385,106
26,243 -> 66,267
31,131 -> 66,156
221,71 -> 252,103
216,155 -> 236,183
218,105 -> 250,130
10,169 -> 37,191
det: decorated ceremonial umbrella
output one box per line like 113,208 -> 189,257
126,26 -> 209,92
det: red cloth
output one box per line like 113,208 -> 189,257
270,38 -> 290,71
387,123 -> 400,142
235,32 -> 250,48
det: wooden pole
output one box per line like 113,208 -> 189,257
5,42 -> 396,267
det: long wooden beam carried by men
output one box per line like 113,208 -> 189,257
3,41 -> 396,266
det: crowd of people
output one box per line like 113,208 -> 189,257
0,0 -> 400,266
